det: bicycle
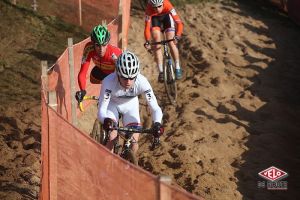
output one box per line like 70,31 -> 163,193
77,96 -> 162,165
150,39 -> 177,105
102,124 -> 162,165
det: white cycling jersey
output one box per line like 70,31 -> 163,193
98,72 -> 163,126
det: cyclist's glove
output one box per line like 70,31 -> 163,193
174,35 -> 181,43
103,118 -> 114,132
144,41 -> 150,49
75,90 -> 86,102
152,122 -> 164,138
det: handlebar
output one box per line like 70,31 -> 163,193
149,39 -> 175,46
110,126 -> 163,135
78,95 -> 99,112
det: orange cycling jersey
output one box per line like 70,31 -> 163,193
78,42 -> 122,90
144,0 -> 183,41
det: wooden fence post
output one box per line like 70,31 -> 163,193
41,61 -> 48,102
32,0 -> 38,11
158,175 -> 172,200
78,0 -> 82,26
118,0 -> 123,49
68,38 -> 77,125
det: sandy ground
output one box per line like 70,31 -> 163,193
1,1 -> 300,200
78,1 -> 300,200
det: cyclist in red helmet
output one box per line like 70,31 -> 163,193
144,0 -> 184,82
75,25 -> 122,103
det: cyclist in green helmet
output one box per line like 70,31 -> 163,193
75,24 -> 122,103
91,25 -> 111,46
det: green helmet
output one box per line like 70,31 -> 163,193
90,25 -> 110,45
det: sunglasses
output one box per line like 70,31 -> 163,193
153,5 -> 162,8
120,76 -> 136,80
94,42 -> 108,47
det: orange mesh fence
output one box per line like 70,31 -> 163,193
48,49 -> 72,121
40,103 -> 202,200
79,0 -> 119,31
37,0 -> 119,31
40,83 -> 49,200
48,107 -> 158,200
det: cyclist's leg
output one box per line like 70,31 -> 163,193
151,16 -> 164,80
119,97 -> 141,154
104,103 -> 119,151
90,66 -> 109,84
165,29 -> 179,61
164,15 -> 182,79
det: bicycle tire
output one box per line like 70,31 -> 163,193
163,59 -> 177,105
113,136 -> 122,154
90,119 -> 100,142
121,149 -> 138,165
90,119 -> 107,144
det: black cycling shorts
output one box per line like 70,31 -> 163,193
90,66 -> 110,82
151,14 -> 175,32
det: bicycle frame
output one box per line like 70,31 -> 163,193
105,126 -> 161,165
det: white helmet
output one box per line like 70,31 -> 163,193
150,0 -> 163,7
116,51 -> 140,79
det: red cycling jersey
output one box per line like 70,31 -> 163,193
78,42 -> 122,90
144,0 -> 183,41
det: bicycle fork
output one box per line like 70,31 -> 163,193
166,59 -> 176,81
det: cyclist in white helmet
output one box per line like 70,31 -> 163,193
98,51 -> 163,154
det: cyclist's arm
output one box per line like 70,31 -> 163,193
167,2 -> 183,37
78,51 -> 92,90
144,7 -> 152,41
97,80 -> 112,123
141,79 -> 163,123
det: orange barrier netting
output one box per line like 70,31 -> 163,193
40,0 -> 203,199
41,90 -> 202,200
37,0 -> 119,31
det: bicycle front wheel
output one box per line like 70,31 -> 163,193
90,119 -> 107,145
121,149 -> 138,165
163,59 -> 177,105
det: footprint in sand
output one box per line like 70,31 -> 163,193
183,177 -> 196,192
168,149 -> 178,159
162,160 -> 183,169
210,133 -> 220,142
194,137 -> 205,144
177,144 -> 187,151
189,92 -> 200,98
139,159 -> 153,171
174,172 -> 184,179
210,77 -> 221,86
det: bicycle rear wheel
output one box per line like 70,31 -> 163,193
163,59 -> 177,105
